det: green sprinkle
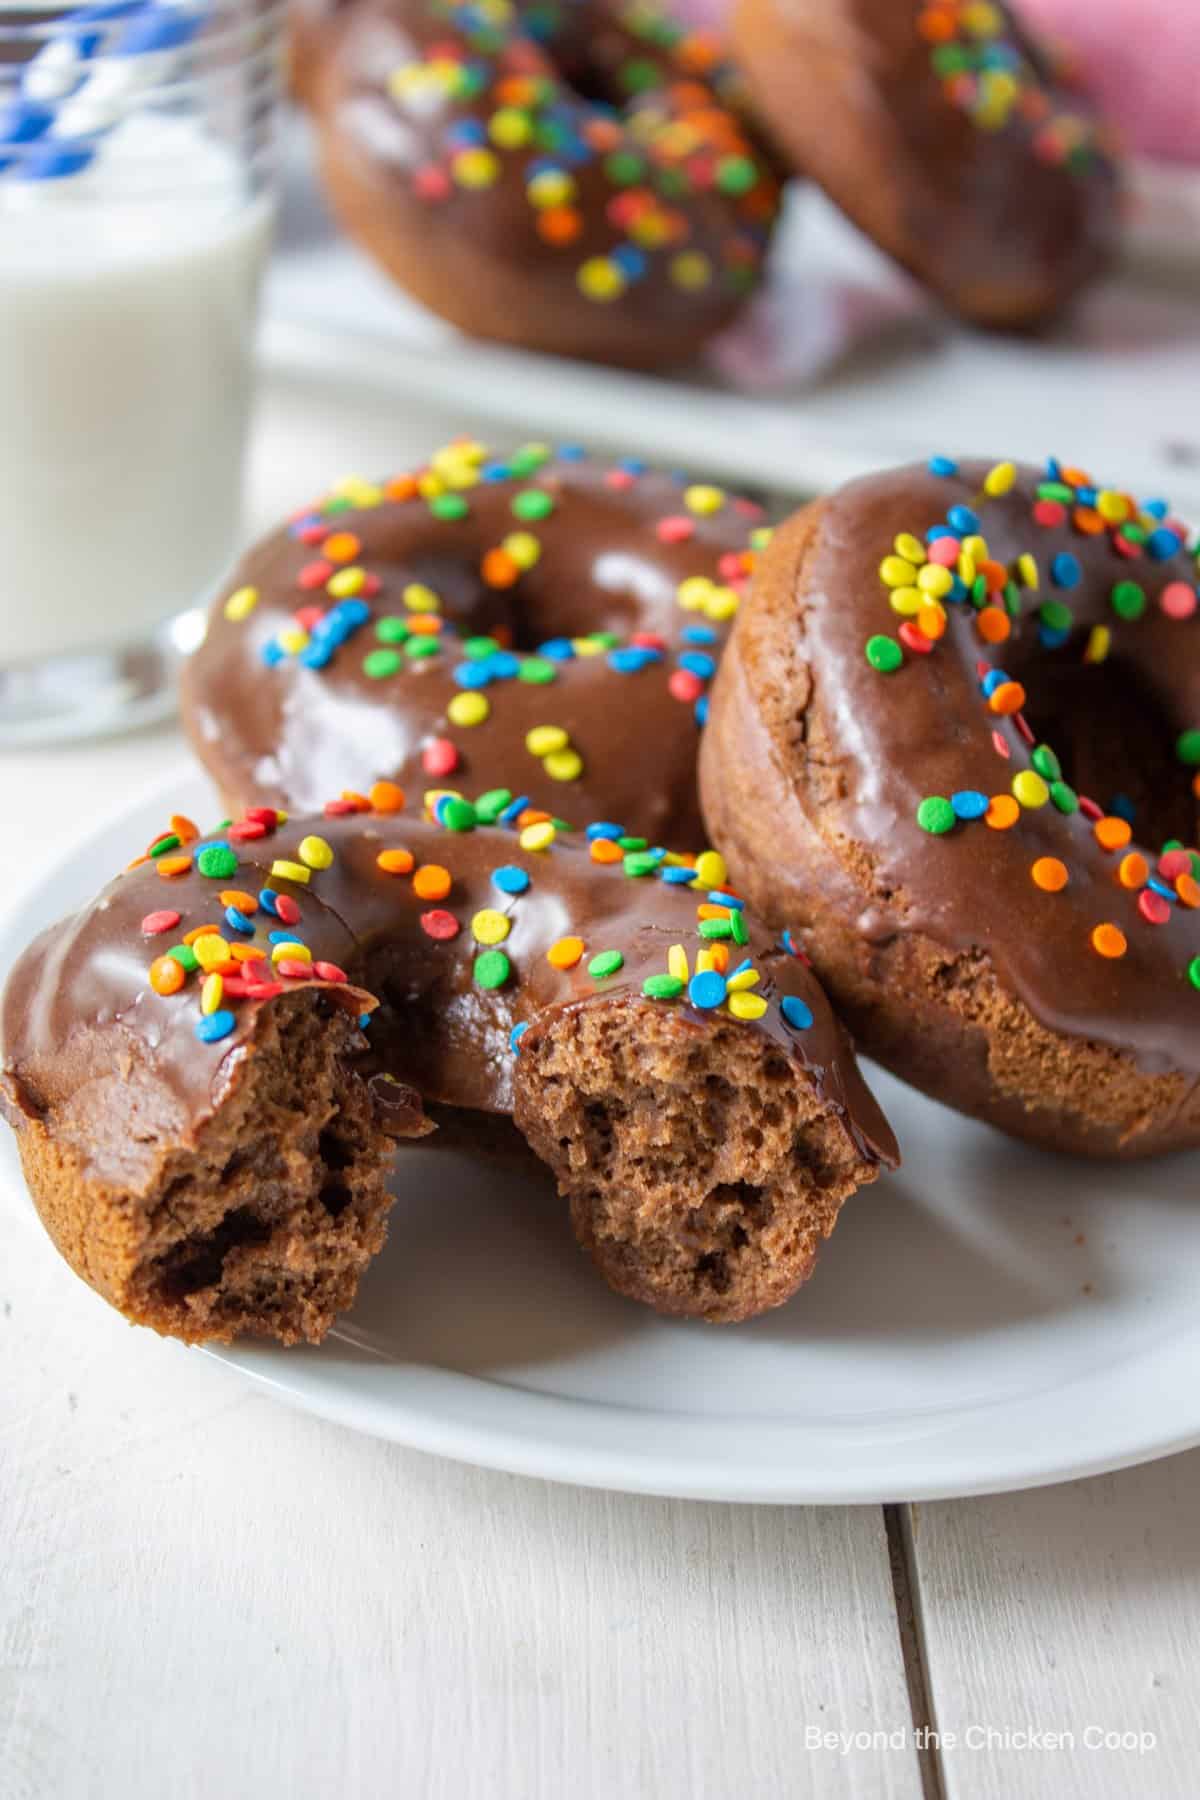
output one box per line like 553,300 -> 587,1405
1039,601 -> 1073,633
197,845 -> 238,879
405,636 -> 441,660
917,796 -> 956,835
643,974 -> 684,1000
1036,480 -> 1075,504
474,788 -> 513,824
730,910 -> 749,946
1176,729 -> 1200,766
1111,580 -> 1146,621
429,494 -> 469,521
716,154 -> 757,195
1050,781 -> 1079,814
149,834 -> 180,859
509,444 -> 550,476
866,634 -> 903,673
605,150 -> 644,185
619,56 -> 659,93
167,944 -> 200,972
362,649 -> 401,680
618,836 -> 647,851
442,798 -> 477,832
699,918 -> 733,939
463,635 -> 500,660
1032,744 -> 1062,780
588,631 -> 620,649
624,852 -> 658,878
588,950 -> 624,980
1189,957 -> 1200,992
518,657 -> 556,684
375,617 -> 409,644
474,949 -> 511,990
323,495 -> 354,515
512,490 -> 555,522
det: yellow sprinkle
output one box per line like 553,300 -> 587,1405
668,944 -> 689,983
695,948 -> 715,974
1012,771 -> 1049,809
880,556 -> 917,589
961,534 -> 989,564
983,460 -> 1017,496
917,564 -> 954,598
543,749 -> 583,782
270,859 -> 310,885
728,992 -> 768,1021
403,582 -> 440,613
272,940 -> 312,964
520,821 -> 556,852
193,934 -> 231,972
956,552 -> 976,586
471,908 -> 511,945
1097,489 -> 1130,524
200,972 -> 224,1015
572,635 -> 606,657
726,967 -> 760,993
423,788 -> 461,814
526,724 -> 569,757
670,251 -> 712,291
433,439 -> 485,471
528,168 -> 574,207
448,693 -> 490,727
694,849 -> 727,888
1085,624 -> 1111,665
703,586 -> 739,622
889,587 -> 923,617
489,106 -> 532,148
326,567 -> 365,599
893,534 -> 926,566
502,531 -> 541,570
223,585 -> 258,623
677,576 -> 713,611
298,835 -> 333,871
577,257 -> 625,301
453,147 -> 501,188
663,852 -> 693,867
1017,553 -> 1039,589
417,471 -> 444,499
685,483 -> 725,516
277,627 -> 309,655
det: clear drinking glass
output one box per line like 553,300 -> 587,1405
0,0 -> 282,741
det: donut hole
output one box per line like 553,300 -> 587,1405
514,1004 -> 877,1322
1018,654 -> 1197,848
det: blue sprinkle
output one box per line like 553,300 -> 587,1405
299,644 -> 334,669
946,577 -> 969,604
730,958 -> 754,978
928,521 -> 962,542
258,888 -> 280,916
537,637 -> 576,662
0,101 -> 53,146
1147,526 -> 1182,561
1051,552 -> 1082,589
510,1021 -> 530,1054
1109,794 -> 1135,823
708,889 -> 745,909
492,864 -> 530,895
682,624 -> 718,645
1046,456 -> 1062,480
695,696 -> 709,727
981,669 -> 1009,698
1075,485 -> 1098,507
688,970 -> 727,1010
488,651 -> 521,680
358,1012 -> 371,1031
611,244 -> 647,280
556,444 -> 586,461
781,929 -> 798,956
19,139 -> 94,181
119,7 -> 199,54
586,821 -> 624,840
659,865 -> 695,885
618,457 -> 647,475
928,456 -> 959,478
1038,625 -> 1070,651
269,929 -> 304,945
481,461 -> 511,482
260,640 -> 286,667
445,118 -> 487,147
453,660 -> 493,689
947,504 -> 980,534
781,996 -> 814,1031
679,651 -> 716,680
195,1011 -> 237,1044
1148,877 -> 1177,902
499,794 -> 530,825
1142,498 -> 1168,520
225,906 -> 255,936
608,646 -> 660,673
951,790 -> 989,820
73,0 -> 144,20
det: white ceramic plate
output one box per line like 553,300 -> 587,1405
262,119 -> 1200,514
4,767 -> 1200,1503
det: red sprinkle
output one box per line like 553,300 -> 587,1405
323,798 -> 360,816
656,516 -> 694,543
229,821 -> 267,841
141,909 -> 181,935
294,605 -> 325,631
1160,582 -> 1198,621
631,632 -> 667,650
1138,890 -> 1171,926
605,469 -> 635,490
1014,713 -> 1035,745
1159,849 -> 1192,880
1033,500 -> 1066,528
1113,532 -> 1142,560
1078,796 -> 1103,821
413,165 -> 452,202
298,559 -> 334,590
274,893 -> 301,926
362,573 -> 382,598
898,622 -> 934,655
928,536 -> 960,567
276,959 -> 314,979
669,669 -> 704,703
246,808 -> 280,827
422,737 -> 459,777
420,909 -> 460,940
296,523 -> 329,546
312,961 -> 348,982
991,730 -> 1011,760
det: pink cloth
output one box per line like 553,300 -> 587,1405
676,0 -> 1200,164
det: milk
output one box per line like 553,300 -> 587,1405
0,113 -> 273,664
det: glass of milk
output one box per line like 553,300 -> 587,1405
0,0 -> 281,741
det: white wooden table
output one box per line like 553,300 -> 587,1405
2,374 -> 1197,1800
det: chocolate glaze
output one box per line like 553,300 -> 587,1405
703,459 -> 1200,1080
1,803 -> 898,1179
292,0 -> 780,366
732,0 -> 1119,328
181,446 -> 763,846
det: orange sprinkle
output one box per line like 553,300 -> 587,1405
149,955 -> 185,996
1193,772 -> 1200,800
170,814 -> 199,844
1061,465 -> 1092,487
384,474 -> 418,503
323,531 -> 361,564
1176,873 -> 1200,908
917,5 -> 955,41
547,936 -> 585,970
978,559 -> 1007,593
590,838 -> 623,865
1072,506 -> 1104,536
183,924 -> 222,945
1032,857 -> 1069,893
1094,816 -> 1132,852
709,944 -> 730,973
1092,923 -> 1127,959
481,548 -> 520,588
917,602 -> 946,641
412,863 -> 451,901
988,680 -> 1026,716
230,943 -> 262,963
219,889 -> 257,912
986,795 -> 1020,830
976,606 -> 1011,644
406,614 -> 442,636
537,207 -> 583,245
518,808 -> 553,827
369,780 -> 405,813
1118,852 -> 1148,889
696,903 -> 732,920
340,789 -> 370,809
376,848 -> 415,876
156,854 -> 193,878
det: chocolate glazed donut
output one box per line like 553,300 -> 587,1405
181,440 -> 766,847
290,0 -> 780,365
701,456 -> 1200,1158
0,797 -> 897,1342
731,0 -> 1119,328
